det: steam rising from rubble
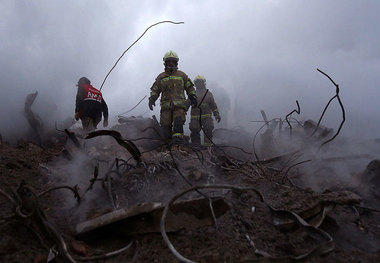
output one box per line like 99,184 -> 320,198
1,1 -> 379,216
253,125 -> 380,192
1,0 -> 380,143
46,124 -> 229,224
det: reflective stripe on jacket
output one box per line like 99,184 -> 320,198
191,113 -> 212,119
150,70 -> 195,110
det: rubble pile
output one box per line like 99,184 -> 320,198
1,122 -> 380,262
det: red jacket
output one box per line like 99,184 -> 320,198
75,84 -> 108,120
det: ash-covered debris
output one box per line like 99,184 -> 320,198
24,91 -> 44,144
1,114 -> 380,262
213,127 -> 253,159
75,197 -> 230,238
352,159 -> 380,207
18,91 -> 75,148
113,115 -> 163,150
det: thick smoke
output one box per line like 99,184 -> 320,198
1,0 -> 380,142
1,1 -> 379,200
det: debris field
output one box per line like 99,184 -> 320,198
1,120 -> 380,263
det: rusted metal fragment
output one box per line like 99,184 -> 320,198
75,197 -> 229,238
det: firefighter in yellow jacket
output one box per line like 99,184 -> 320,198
189,75 -> 221,146
148,51 -> 197,143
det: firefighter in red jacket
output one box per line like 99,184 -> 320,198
75,77 -> 108,131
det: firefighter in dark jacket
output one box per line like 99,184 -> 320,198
75,77 -> 108,131
148,50 -> 197,143
189,75 -> 221,146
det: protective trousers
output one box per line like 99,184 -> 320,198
189,116 -> 214,146
81,116 -> 101,131
160,107 -> 186,143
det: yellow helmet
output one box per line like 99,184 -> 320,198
163,50 -> 179,62
194,75 -> 206,83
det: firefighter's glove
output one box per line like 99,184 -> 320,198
75,112 -> 80,121
185,99 -> 191,111
215,112 -> 221,123
103,119 -> 108,127
189,94 -> 197,107
148,96 -> 158,111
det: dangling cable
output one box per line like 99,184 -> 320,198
100,20 -> 184,91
